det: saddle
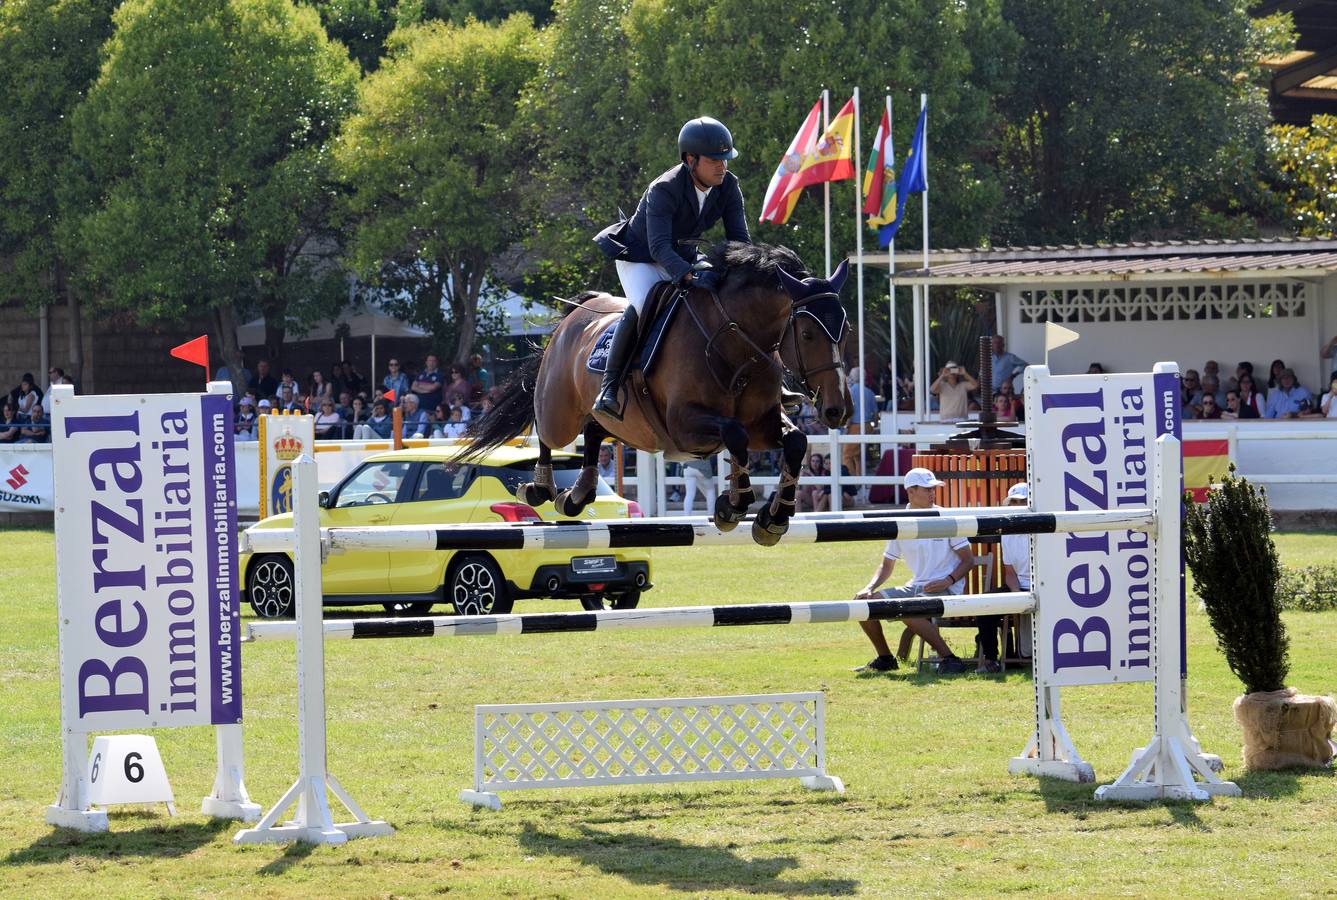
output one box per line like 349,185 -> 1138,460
585,281 -> 686,377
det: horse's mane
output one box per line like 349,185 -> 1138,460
704,241 -> 810,292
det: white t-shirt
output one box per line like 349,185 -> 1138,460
1323,390 -> 1337,418
1001,533 -> 1032,590
883,506 -> 967,594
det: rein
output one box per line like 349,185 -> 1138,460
681,287 -> 784,397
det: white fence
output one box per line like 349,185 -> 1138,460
460,692 -> 842,810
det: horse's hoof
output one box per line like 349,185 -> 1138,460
713,494 -> 745,532
751,517 -> 785,546
518,482 -> 554,506
553,489 -> 584,518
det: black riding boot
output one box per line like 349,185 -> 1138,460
593,306 -> 639,420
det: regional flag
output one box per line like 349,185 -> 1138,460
862,107 -> 896,229
759,101 -> 822,224
878,105 -> 927,246
759,97 -> 857,225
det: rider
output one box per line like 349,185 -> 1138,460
591,116 -> 751,419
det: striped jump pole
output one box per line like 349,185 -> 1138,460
245,592 -> 1038,644
242,508 -> 1154,555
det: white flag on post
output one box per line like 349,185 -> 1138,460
1044,322 -> 1080,367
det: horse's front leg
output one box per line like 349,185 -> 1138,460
673,406 -> 754,531
752,412 -> 806,546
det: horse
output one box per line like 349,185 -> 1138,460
458,242 -> 852,545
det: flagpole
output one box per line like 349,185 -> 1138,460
886,94 -> 898,442
822,88 -> 831,276
852,87 -> 866,479
918,92 -> 930,421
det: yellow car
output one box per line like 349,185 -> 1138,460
240,445 -> 651,618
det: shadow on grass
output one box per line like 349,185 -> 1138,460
1236,764 -> 1334,799
1032,777 -> 1213,829
255,841 -> 316,876
516,823 -> 858,895
5,814 -> 231,866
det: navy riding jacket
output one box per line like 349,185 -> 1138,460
594,163 -> 751,284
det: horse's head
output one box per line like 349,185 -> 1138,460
777,259 -> 852,428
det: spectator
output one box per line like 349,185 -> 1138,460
1203,360 -> 1220,383
216,360 -> 251,390
1198,393 -> 1223,420
19,402 -> 49,443
13,373 -> 40,419
256,398 -> 273,416
346,396 -> 370,438
314,400 -> 343,439
842,367 -> 879,475
1180,369 -> 1201,418
997,378 -> 1022,420
990,335 -> 1026,393
1086,362 -> 1105,374
850,467 -> 970,674
479,392 -> 498,418
930,361 -> 976,422
400,393 -> 429,438
992,391 -> 1015,420
470,352 -> 492,394
382,358 -> 410,405
440,406 -> 467,439
235,396 -> 258,440
1320,374 -> 1337,419
1267,358 -> 1286,391
334,389 -> 354,417
446,394 -> 472,424
1192,374 -> 1227,417
337,360 -> 365,397
308,369 -> 334,406
249,359 -> 278,399
276,383 -> 299,412
1221,391 -> 1244,420
412,353 -> 444,414
796,453 -> 830,512
278,367 -> 298,397
47,366 -> 71,387
993,481 -> 1033,668
356,400 -> 393,439
1236,373 -> 1264,418
596,444 -> 617,482
682,456 -> 714,514
0,402 -> 20,443
1264,368 -> 1314,419
445,364 -> 473,407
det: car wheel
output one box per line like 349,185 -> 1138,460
247,555 -> 295,619
580,590 -> 641,611
382,601 -> 436,616
449,554 -> 512,616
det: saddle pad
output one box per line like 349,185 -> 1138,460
584,292 -> 684,375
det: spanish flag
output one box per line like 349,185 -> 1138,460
863,106 -> 896,229
759,97 -> 857,225
1183,438 -> 1229,503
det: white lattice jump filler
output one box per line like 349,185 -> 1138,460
460,693 -> 841,810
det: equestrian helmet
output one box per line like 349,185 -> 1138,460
678,117 -> 738,161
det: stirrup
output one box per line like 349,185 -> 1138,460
594,386 -> 625,421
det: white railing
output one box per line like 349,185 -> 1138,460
459,692 -> 842,810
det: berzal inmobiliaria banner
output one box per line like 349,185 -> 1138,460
50,386 -> 242,730
1026,365 -> 1181,688
0,446 -> 54,511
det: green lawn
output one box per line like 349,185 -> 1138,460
2,527 -> 1335,898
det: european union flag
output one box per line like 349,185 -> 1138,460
878,105 -> 927,247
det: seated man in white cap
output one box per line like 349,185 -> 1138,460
852,466 -> 972,674
995,481 -> 1033,661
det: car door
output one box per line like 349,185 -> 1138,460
386,462 -> 479,593
321,460 -> 413,595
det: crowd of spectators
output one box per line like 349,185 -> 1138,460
1,368 -> 72,444
222,352 -> 497,441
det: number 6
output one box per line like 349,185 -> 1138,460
124,751 -> 144,783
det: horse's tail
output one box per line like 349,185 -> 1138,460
452,353 -> 541,462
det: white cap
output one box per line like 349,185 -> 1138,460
257,399 -> 272,409
1006,482 -> 1029,502
238,396 -> 253,406
904,467 -> 945,489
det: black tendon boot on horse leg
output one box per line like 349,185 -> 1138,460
712,419 -> 754,531
554,422 -> 607,517
753,423 -> 807,546
592,306 -> 639,420
518,442 -> 557,506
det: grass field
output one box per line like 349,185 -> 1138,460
3,526 -> 1336,898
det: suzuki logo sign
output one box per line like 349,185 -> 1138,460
5,464 -> 28,490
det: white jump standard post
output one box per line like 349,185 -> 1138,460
234,455 -> 393,845
1094,435 -> 1240,801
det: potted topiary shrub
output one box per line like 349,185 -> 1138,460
1183,468 -> 1336,770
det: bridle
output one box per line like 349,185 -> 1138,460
781,291 -> 847,395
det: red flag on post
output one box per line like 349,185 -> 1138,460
170,335 -> 211,383
383,388 -> 397,403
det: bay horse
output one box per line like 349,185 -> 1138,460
458,242 -> 851,544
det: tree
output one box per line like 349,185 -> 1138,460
336,15 -> 541,366
994,0 -> 1280,244
67,0 -> 361,388
1269,114 -> 1337,237
0,0 -> 118,383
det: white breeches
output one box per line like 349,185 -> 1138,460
615,260 -> 672,313
683,466 -> 713,514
